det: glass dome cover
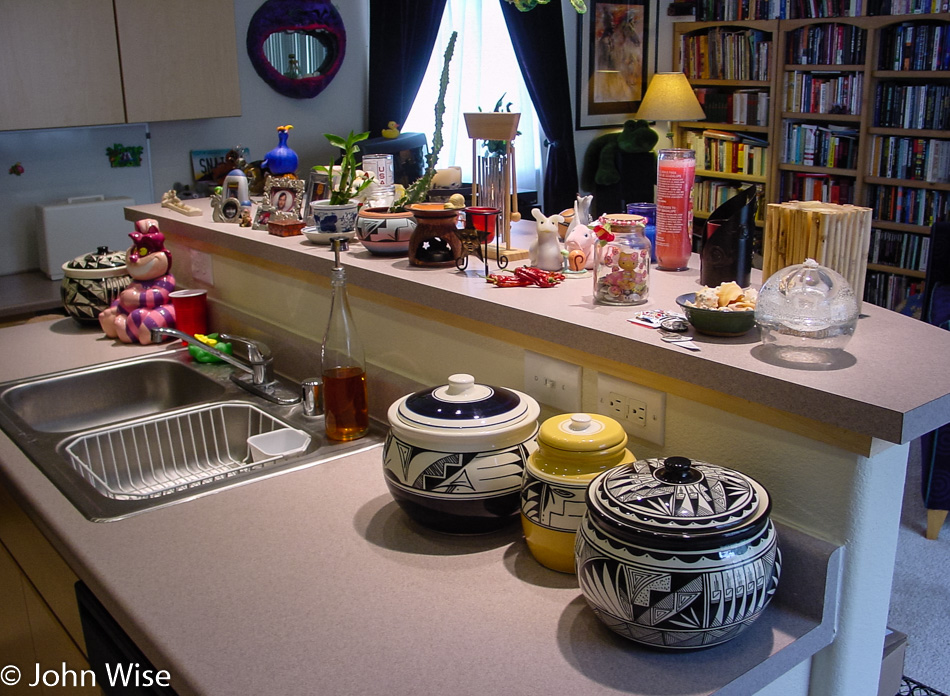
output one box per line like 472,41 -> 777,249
755,258 -> 858,352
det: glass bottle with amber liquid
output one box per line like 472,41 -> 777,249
321,238 -> 369,441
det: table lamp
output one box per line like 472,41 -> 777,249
635,72 -> 706,146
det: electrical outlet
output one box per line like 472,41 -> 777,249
596,373 -> 665,445
190,249 -> 214,286
523,351 -> 582,413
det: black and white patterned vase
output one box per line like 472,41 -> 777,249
576,456 -> 781,649
60,246 -> 131,324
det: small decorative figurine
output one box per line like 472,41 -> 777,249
99,219 -> 176,344
529,208 -> 564,272
565,194 -> 593,239
262,125 -> 298,178
382,121 -> 401,139
161,190 -> 202,216
564,222 -> 597,271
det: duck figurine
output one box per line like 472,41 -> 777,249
262,125 -> 298,178
99,219 -> 176,344
382,121 -> 401,139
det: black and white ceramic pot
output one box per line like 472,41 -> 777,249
60,246 -> 131,325
383,374 -> 540,534
575,456 -> 781,649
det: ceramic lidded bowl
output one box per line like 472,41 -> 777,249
576,456 -> 781,649
521,413 -> 635,573
383,374 -> 540,534
60,246 -> 131,324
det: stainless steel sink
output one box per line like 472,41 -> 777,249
0,348 -> 384,521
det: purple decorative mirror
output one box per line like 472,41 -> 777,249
246,0 -> 346,99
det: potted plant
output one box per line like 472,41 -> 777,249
311,130 -> 375,236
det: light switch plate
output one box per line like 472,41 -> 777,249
523,351 -> 582,413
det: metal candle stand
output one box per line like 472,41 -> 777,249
456,207 -> 508,274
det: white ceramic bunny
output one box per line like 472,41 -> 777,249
530,208 -> 564,271
564,223 -> 597,271
565,194 -> 593,240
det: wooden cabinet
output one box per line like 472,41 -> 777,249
0,0 -> 240,131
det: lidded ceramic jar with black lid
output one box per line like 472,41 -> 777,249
383,374 -> 540,534
60,246 -> 131,324
575,456 -> 781,649
521,413 -> 635,573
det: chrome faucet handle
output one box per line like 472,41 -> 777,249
217,334 -> 273,385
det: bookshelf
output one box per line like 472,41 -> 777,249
673,10 -> 949,312
673,20 -> 780,254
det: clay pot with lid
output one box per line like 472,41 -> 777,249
575,456 -> 781,649
60,246 -> 132,324
521,413 -> 635,573
382,373 -> 540,534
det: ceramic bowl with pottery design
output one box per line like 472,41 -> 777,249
576,456 -> 781,649
383,374 -> 540,534
61,246 -> 131,324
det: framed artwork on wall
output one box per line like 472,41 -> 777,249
576,0 -> 656,129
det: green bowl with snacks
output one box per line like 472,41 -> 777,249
675,292 -> 757,337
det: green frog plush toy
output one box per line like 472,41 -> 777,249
581,119 -> 659,218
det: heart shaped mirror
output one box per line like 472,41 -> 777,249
246,0 -> 346,99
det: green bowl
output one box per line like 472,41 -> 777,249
675,293 -> 757,337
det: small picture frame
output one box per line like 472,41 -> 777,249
263,175 -> 306,219
252,204 -> 275,231
303,168 -> 331,216
221,197 -> 242,222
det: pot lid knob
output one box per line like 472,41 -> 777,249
568,413 -> 593,431
446,373 -> 476,395
655,456 -> 703,484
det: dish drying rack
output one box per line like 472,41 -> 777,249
63,402 -> 297,500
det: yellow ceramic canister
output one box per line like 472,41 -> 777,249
520,413 -> 635,573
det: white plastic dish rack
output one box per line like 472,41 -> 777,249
63,402 -> 299,500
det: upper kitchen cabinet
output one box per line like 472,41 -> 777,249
0,0 -> 126,131
0,0 -> 241,132
115,0 -> 241,123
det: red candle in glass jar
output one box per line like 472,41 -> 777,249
655,149 -> 695,271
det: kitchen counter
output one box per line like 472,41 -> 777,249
124,199 -> 950,451
2,200 -> 947,696
0,319 -> 840,696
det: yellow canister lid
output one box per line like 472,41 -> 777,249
529,413 -> 634,480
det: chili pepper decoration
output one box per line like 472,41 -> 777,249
486,266 -> 566,288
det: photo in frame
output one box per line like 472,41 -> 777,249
252,204 -> 275,231
262,175 -> 306,219
576,0 -> 655,129
302,168 -> 331,220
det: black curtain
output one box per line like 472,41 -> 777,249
500,1 -> 580,213
368,0 -> 448,138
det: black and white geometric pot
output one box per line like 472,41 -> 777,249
575,456 -> 781,649
383,374 -> 539,534
60,246 -> 131,324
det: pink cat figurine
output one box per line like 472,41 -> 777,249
99,219 -> 176,344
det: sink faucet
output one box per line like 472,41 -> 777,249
150,327 -> 301,405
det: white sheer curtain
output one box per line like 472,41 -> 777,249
402,0 -> 543,197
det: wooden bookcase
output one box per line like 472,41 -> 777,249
673,10 -> 950,311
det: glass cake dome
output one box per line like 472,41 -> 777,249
755,258 -> 859,362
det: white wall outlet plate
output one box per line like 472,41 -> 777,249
596,373 -> 665,446
523,351 -> 582,413
190,249 -> 214,286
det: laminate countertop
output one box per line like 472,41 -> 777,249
0,319 -> 839,696
126,200 -> 950,448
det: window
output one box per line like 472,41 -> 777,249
402,0 -> 543,200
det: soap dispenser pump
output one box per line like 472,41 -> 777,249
321,237 -> 369,441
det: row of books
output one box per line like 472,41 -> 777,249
868,228 -> 930,270
694,88 -> 771,126
684,130 -> 770,177
694,0 -> 945,19
785,23 -> 867,65
865,184 -> 950,226
868,136 -> 950,183
679,28 -> 772,81
784,71 -> 863,114
877,22 -> 950,71
874,83 -> 950,130
783,123 -> 859,168
781,172 -> 855,203
863,271 -> 924,312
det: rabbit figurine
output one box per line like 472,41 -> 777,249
565,194 -> 593,240
530,208 -> 564,271
564,223 -> 597,271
